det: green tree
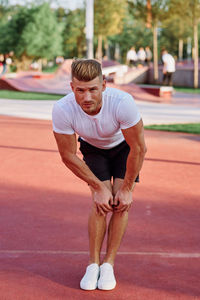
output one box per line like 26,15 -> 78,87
0,3 -> 63,70
169,0 -> 200,88
160,12 -> 192,60
94,0 -> 127,60
63,8 -> 85,58
22,4 -> 63,60
128,0 -> 170,81
109,12 -> 152,62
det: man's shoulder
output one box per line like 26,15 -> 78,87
163,53 -> 173,60
104,87 -> 131,99
54,92 -> 75,110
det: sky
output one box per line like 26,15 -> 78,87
8,0 -> 84,11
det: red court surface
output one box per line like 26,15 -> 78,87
0,115 -> 200,300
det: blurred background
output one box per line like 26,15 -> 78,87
0,0 -> 199,80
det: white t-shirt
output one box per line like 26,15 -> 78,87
162,53 -> 176,72
52,87 -> 141,149
126,49 -> 138,61
137,49 -> 146,61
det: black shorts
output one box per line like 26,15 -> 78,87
79,138 -> 139,182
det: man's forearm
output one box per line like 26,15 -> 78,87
62,153 -> 103,190
121,149 -> 146,191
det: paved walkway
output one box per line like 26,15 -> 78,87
0,89 -> 200,299
0,115 -> 200,299
0,116 -> 200,300
0,91 -> 200,125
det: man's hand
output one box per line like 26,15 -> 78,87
93,185 -> 113,216
113,188 -> 133,213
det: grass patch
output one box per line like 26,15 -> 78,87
144,123 -> 200,134
174,87 -> 200,94
138,84 -> 200,94
0,90 -> 65,100
42,64 -> 59,73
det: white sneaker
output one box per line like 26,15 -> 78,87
80,263 -> 99,290
98,263 -> 116,290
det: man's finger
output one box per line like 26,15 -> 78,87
96,204 -> 105,216
116,204 -> 128,212
102,204 -> 112,212
109,199 -> 115,206
113,197 -> 119,206
126,204 -> 132,212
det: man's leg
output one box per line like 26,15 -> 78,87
162,73 -> 167,85
168,72 -> 173,86
80,180 -> 112,290
97,178 -> 135,290
103,178 -> 135,266
88,180 -> 112,265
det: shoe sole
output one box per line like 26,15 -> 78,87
80,282 -> 98,290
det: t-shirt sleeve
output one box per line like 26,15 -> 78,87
116,94 -> 141,129
52,102 -> 75,135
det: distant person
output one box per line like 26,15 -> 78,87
126,47 -> 138,67
0,54 -> 7,76
161,49 -> 176,86
145,46 -> 152,66
56,56 -> 64,65
5,54 -> 12,73
0,61 -> 3,75
137,47 -> 146,66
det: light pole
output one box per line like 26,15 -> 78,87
86,0 -> 94,59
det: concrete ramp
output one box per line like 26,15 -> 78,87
0,59 -> 166,102
0,59 -> 73,95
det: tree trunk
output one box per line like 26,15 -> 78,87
104,38 -> 110,60
114,43 -> 120,61
193,20 -> 199,88
37,58 -> 42,72
153,23 -> 158,82
187,37 -> 192,61
178,39 -> 183,61
146,0 -> 152,28
96,34 -> 103,61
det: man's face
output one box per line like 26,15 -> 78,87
70,76 -> 106,115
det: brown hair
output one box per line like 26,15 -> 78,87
71,59 -> 102,81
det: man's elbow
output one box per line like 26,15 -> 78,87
60,153 -> 73,167
143,145 -> 147,156
136,144 -> 147,158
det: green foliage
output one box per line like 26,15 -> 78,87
0,3 -> 64,60
63,8 -> 85,58
0,6 -> 30,55
109,13 -> 152,62
94,0 -> 127,37
128,0 -> 170,25
22,3 -> 64,59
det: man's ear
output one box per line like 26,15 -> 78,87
102,79 -> 106,92
70,81 -> 74,91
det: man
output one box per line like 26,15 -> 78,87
137,47 -> 146,66
126,46 -> 138,67
145,46 -> 152,66
161,49 -> 176,86
52,59 -> 147,291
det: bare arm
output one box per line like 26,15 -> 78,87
54,132 -> 101,188
53,132 -> 113,215
114,119 -> 147,211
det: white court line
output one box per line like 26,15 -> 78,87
0,250 -> 200,258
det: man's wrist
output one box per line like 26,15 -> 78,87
91,180 -> 104,191
121,181 -> 135,192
